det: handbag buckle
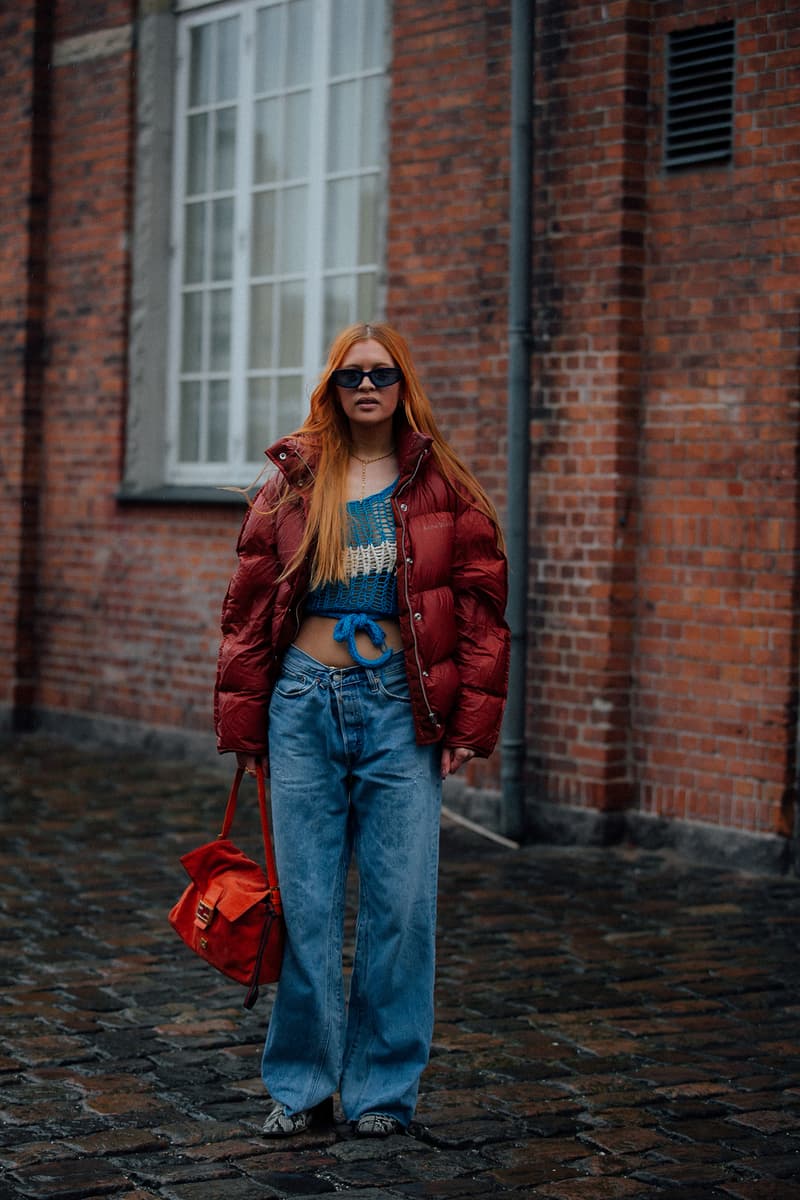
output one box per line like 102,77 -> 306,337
195,899 -> 215,928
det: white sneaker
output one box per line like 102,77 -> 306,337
262,1096 -> 333,1137
354,1112 -> 405,1138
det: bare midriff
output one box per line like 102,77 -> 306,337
293,614 -> 404,668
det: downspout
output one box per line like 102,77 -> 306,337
13,0 -> 53,732
500,0 -> 534,840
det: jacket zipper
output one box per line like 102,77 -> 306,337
394,450 -> 438,728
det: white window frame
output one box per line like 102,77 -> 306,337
164,0 -> 389,488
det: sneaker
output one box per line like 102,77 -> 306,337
262,1096 -> 333,1137
354,1112 -> 405,1138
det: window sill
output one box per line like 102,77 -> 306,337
116,483 -> 249,507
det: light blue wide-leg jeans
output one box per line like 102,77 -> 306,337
262,646 -> 442,1127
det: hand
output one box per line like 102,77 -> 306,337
236,753 -> 260,777
440,746 -> 475,778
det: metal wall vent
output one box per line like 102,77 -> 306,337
665,21 -> 735,169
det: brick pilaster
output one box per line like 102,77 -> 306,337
529,2 -> 650,811
0,2 -> 52,728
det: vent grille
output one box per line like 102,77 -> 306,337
665,21 -> 735,169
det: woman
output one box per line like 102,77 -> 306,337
214,322 -> 509,1138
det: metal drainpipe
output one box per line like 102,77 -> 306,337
500,0 -> 534,840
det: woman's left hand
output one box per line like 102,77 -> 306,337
440,746 -> 475,778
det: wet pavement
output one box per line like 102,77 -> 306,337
1,733 -> 799,1199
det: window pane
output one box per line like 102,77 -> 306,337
323,275 -> 353,352
278,281 -> 304,367
360,75 -> 383,167
325,177 -> 357,269
189,24 -> 212,107
247,377 -> 272,459
363,0 -> 385,69
279,186 -> 307,273
184,203 -> 206,284
216,17 -> 240,102
358,176 -> 378,264
255,5 -> 283,93
254,98 -> 281,184
181,292 -> 204,371
278,374 -> 303,433
330,0 -> 359,76
214,107 -> 237,190
251,191 -> 277,276
208,379 -> 229,461
357,271 -> 376,321
287,0 -> 313,87
211,198 -> 234,282
285,91 -> 310,179
328,81 -> 359,172
179,382 -> 202,461
210,288 -> 232,370
186,113 -> 208,195
249,284 -> 274,368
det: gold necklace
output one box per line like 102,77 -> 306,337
351,449 -> 395,499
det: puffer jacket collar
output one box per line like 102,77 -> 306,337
266,421 -> 434,492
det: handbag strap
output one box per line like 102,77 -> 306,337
219,765 -> 280,892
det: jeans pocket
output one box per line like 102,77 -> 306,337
274,669 -> 316,699
375,674 -> 412,704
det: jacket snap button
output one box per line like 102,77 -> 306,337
400,502 -> 407,511
422,670 -> 429,678
406,556 -> 413,564
413,612 -> 422,621
278,451 -> 287,460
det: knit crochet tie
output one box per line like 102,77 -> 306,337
332,613 -> 393,668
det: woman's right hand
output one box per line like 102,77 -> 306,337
236,752 -> 260,776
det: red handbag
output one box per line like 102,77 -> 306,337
169,764 -> 284,1008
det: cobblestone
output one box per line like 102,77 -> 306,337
1,734 -> 799,1198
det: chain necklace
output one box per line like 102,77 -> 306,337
351,449 -> 395,499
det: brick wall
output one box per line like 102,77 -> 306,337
634,0 -> 800,835
27,1 -> 242,746
529,0 -> 800,839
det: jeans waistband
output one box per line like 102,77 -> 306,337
282,643 -> 406,683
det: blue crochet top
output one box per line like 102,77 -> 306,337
305,480 -> 399,666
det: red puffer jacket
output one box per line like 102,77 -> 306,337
214,422 -> 510,759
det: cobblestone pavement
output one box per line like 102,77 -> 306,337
1,735 -> 800,1199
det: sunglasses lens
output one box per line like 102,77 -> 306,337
332,366 -> 402,389
332,369 -> 362,388
371,367 -> 401,387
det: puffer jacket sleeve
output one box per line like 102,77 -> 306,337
214,482 -> 283,756
445,498 -> 510,757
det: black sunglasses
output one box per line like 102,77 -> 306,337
331,366 -> 402,390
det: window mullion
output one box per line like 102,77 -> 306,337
166,18 -> 191,480
229,3 -> 254,471
305,0 -> 331,381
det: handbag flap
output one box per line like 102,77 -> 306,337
181,838 -> 269,922
214,874 -> 268,922
180,838 -> 266,887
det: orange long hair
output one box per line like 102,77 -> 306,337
285,322 -> 504,586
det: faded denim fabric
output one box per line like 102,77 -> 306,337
263,645 -> 442,1125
